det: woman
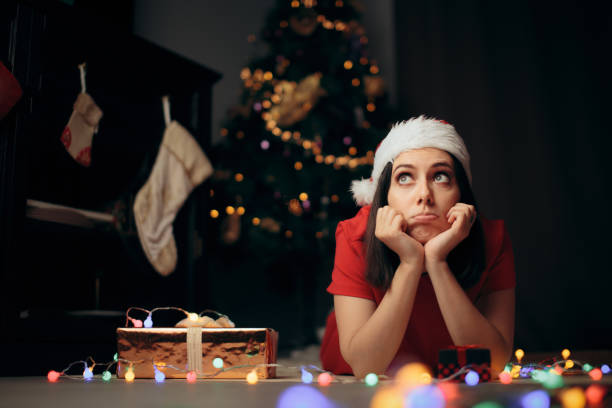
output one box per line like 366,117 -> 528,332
320,116 -> 515,379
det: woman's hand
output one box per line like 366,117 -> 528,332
375,206 -> 424,268
424,203 -> 476,267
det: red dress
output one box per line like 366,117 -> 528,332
320,205 -> 516,375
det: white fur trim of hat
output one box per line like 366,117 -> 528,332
351,115 -> 472,206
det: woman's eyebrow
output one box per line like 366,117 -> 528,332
393,161 -> 453,174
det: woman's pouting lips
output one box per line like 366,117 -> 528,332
412,214 -> 438,222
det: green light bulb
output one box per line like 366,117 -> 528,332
102,371 -> 112,382
364,373 -> 378,386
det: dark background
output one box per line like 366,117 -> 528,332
1,0 -> 611,376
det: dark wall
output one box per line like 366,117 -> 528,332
395,0 -> 612,351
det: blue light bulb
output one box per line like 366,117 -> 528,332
465,370 -> 479,386
521,390 -> 550,408
83,365 -> 94,381
154,368 -> 165,383
601,364 -> 610,374
300,367 -> 313,384
144,315 -> 153,328
405,385 -> 445,408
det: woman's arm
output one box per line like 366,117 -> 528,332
334,260 -> 422,379
426,260 -> 515,376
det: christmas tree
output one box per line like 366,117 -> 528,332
206,0 -> 397,345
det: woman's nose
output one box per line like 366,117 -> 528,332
416,181 -> 433,205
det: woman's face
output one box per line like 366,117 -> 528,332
387,148 -> 461,244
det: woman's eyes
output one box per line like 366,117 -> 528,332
397,172 -> 451,184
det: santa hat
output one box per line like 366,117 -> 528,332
351,115 -> 471,206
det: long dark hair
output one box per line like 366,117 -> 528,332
364,154 -> 485,291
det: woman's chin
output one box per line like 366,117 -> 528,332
409,226 -> 440,244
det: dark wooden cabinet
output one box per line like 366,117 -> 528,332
0,0 -> 220,374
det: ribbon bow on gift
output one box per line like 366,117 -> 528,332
447,345 -> 484,367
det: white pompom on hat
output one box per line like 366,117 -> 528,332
351,115 -> 472,206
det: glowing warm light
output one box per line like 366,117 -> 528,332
240,68 -> 251,80
564,359 -> 574,369
246,370 -> 258,384
271,94 -> 281,104
364,373 -> 378,386
366,103 -> 376,112
186,371 -> 197,383
210,209 -> 219,218
102,371 -> 112,382
252,217 -> 261,226
315,155 -> 324,163
263,71 -> 273,81
331,194 -> 339,203
236,130 -> 245,139
370,387 -> 403,408
324,155 -> 335,165
360,57 -> 368,65
125,367 -> 135,382
189,313 -> 199,322
294,161 -> 303,171
226,206 -> 236,215
318,372 -> 332,386
262,100 -> 272,109
553,366 -> 564,375
291,0 -> 299,7
285,230 -> 293,238
234,173 -> 244,182
352,78 -> 360,87
315,231 -> 323,239
47,370 -> 61,382
272,127 -> 282,136
521,390 -> 550,408
299,193 -> 308,201
585,384 -> 606,406
213,358 -> 224,369
220,128 -> 228,137
559,387 -> 586,408
589,368 -> 603,381
132,319 -> 143,328
395,363 -> 432,388
343,60 -> 353,70
370,65 -> 379,74
237,206 -> 245,215
499,371 -> 512,384
562,349 -> 571,360
302,140 -> 312,149
436,381 -> 459,400
144,315 -> 153,328
515,349 -> 525,362
465,370 -> 479,386
348,146 -> 357,155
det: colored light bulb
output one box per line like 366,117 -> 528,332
188,313 -> 199,322
317,372 -> 332,386
561,348 -> 571,360
370,387 -> 403,408
585,384 -> 606,406
83,366 -> 93,381
601,364 -> 610,374
589,368 -> 603,381
364,373 -> 378,387
47,370 -> 61,382
212,358 -> 224,369
560,387 -> 586,408
246,370 -> 258,384
499,371 -> 512,384
102,371 -> 112,382
113,353 -> 118,362
301,367 -> 313,384
465,370 -> 479,386
144,315 -> 153,328
405,385 -> 445,408
515,349 -> 524,362
583,363 -> 593,372
154,368 -> 165,383
521,390 -> 550,408
542,371 -> 564,389
125,367 -> 135,382
186,371 -> 197,383
132,319 -> 143,328
564,360 -> 574,369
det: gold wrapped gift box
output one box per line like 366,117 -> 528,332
116,327 -> 278,379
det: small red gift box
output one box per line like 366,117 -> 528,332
437,345 -> 491,382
